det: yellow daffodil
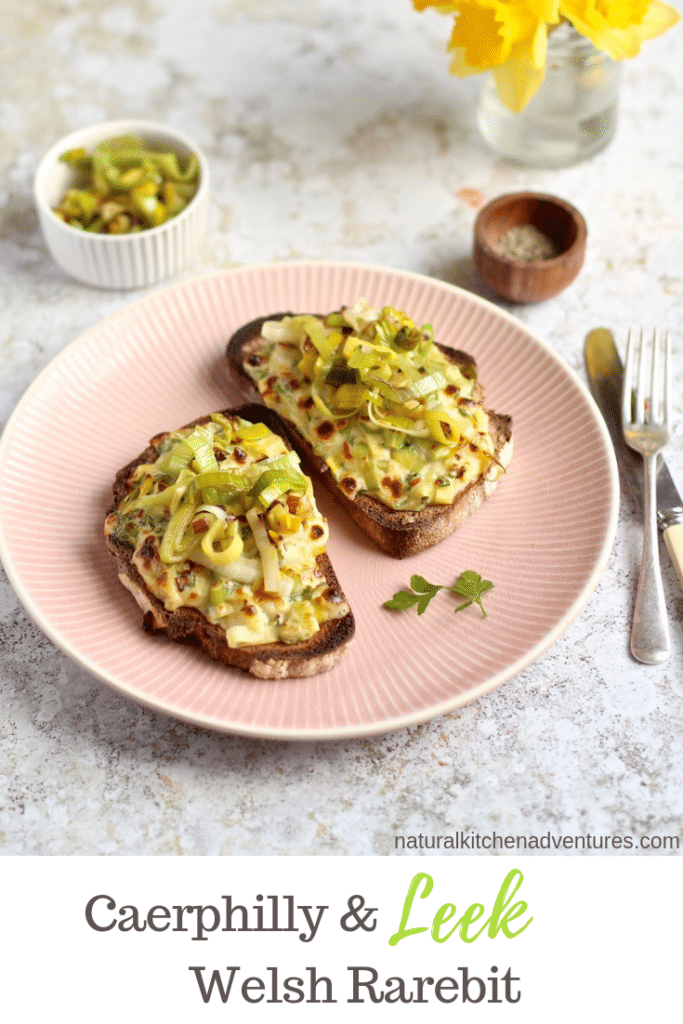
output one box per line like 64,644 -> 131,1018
413,0 -> 680,111
559,1 -> 680,60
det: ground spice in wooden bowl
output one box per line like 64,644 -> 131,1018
473,192 -> 587,302
494,224 -> 561,261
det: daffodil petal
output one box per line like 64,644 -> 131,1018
526,0 -> 561,23
413,1 -> 461,11
636,0 -> 681,37
559,1 -> 680,60
448,46 -> 483,76
559,17 -> 638,59
493,39 -> 547,111
531,21 -> 549,67
449,3 -> 516,68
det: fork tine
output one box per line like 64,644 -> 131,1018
649,328 -> 658,425
636,326 -> 647,423
646,328 -> 671,428
622,327 -> 636,425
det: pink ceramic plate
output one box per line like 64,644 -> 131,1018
0,261 -> 618,739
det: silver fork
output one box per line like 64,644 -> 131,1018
622,328 -> 672,664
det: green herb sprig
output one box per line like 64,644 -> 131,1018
383,571 -> 494,618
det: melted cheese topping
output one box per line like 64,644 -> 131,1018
243,301 -> 504,512
105,413 -> 349,647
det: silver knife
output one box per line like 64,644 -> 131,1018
585,326 -> 683,588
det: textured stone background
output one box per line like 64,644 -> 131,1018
1,0 -> 682,855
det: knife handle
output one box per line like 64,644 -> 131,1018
663,523 -> 683,593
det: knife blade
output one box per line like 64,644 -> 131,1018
585,326 -> 683,588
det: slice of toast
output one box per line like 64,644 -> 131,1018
105,404 -> 354,679
226,314 -> 513,559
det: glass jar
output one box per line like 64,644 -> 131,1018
476,22 -> 620,167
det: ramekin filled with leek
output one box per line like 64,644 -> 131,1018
34,119 -> 209,289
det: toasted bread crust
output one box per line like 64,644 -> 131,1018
105,404 -> 354,679
226,317 -> 513,558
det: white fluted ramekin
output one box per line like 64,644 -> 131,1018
34,119 -> 209,289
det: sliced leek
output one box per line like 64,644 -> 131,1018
54,134 -> 200,234
246,506 -> 281,595
106,411 -> 344,647
242,299 -> 503,513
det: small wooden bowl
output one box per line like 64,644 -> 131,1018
473,192 -> 587,303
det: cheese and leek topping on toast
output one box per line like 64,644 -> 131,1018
242,299 -> 505,512
104,413 -> 350,648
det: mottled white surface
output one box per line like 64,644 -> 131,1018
1,0 -> 682,856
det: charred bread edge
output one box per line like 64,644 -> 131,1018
226,317 -> 513,559
106,403 -> 355,680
